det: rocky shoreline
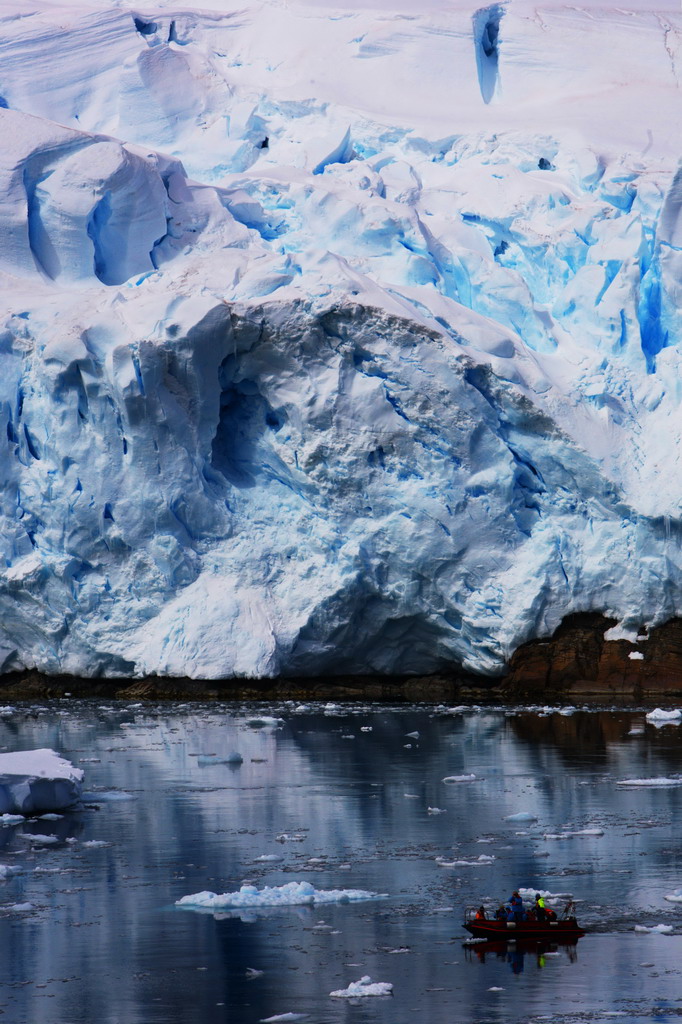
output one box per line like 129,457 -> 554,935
1,613 -> 681,703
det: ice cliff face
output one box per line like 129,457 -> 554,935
0,0 -> 680,678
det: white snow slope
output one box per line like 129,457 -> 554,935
0,0 -> 680,679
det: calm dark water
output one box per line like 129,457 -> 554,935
1,701 -> 682,1024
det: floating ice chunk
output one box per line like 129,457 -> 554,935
0,865 -> 19,880
330,976 -> 393,998
645,709 -> 682,725
197,753 -> 243,766
436,854 -> 494,867
634,924 -> 674,934
82,840 -> 109,848
629,652 -> 644,661
3,902 -> 32,913
664,890 -> 682,903
18,832 -> 59,845
518,888 -> 572,901
405,731 -> 420,739
246,968 -> 264,979
0,814 -> 25,826
246,718 -> 282,729
254,855 -> 283,862
276,834 -> 306,843
504,812 -> 538,822
489,986 -> 505,991
0,707 -> 14,715
176,881 -> 386,911
261,1014 -> 308,1022
427,807 -> 446,815
617,778 -> 682,787
443,774 -> 477,783
629,726 -> 645,735
38,813 -> 63,820
360,727 -> 373,732
0,749 -> 83,815
543,828 -> 604,839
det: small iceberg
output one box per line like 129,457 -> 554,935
504,812 -> 538,823
645,709 -> 682,727
616,778 -> 682,787
0,749 -> 83,815
664,890 -> 682,904
634,924 -> 674,934
330,976 -> 393,998
176,880 -> 386,912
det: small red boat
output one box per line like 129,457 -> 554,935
464,904 -> 585,941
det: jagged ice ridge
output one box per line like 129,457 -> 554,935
0,0 -> 680,678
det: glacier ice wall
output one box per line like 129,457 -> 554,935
0,0 -> 680,678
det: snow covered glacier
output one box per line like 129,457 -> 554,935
0,0 -> 681,679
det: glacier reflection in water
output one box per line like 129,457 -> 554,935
0,702 -> 681,1024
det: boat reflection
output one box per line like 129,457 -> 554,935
465,937 -> 580,974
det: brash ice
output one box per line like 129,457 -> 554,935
0,0 -> 680,678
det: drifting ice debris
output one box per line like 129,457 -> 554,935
443,774 -> 477,784
0,750 -> 83,815
634,924 -> 674,934
197,753 -> 243,766
436,854 -> 494,867
543,828 -> 604,839
330,976 -> 393,998
261,1014 -> 309,1022
617,778 -> 682,787
664,890 -> 682,903
176,881 -> 386,911
427,807 -> 446,815
504,812 -> 538,822
0,865 -> 19,880
645,709 -> 682,725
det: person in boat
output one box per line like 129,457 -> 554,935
508,890 -> 525,922
535,893 -> 547,922
495,905 -> 507,921
475,906 -> 486,920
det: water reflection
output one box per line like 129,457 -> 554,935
0,703 -> 680,1024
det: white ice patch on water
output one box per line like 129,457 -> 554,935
645,709 -> 682,725
617,778 -> 682,787
443,774 -> 477,784
18,833 -> 59,845
427,807 -> 446,815
504,812 -> 538,822
0,749 -> 83,815
518,888 -> 572,902
436,854 -> 494,867
0,864 -> 19,880
254,855 -> 283,862
634,924 -> 674,934
0,814 -> 25,825
628,652 -> 644,661
261,1014 -> 309,1022
176,881 -> 386,911
543,828 -> 604,839
330,976 -> 393,998
664,890 -> 682,903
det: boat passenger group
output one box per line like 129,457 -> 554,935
475,891 -> 558,923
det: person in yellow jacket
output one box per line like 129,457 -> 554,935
535,893 -> 547,922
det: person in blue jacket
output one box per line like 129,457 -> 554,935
508,890 -> 525,922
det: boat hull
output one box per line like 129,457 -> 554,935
465,919 -> 584,940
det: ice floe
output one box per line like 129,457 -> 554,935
436,854 -> 494,867
0,865 -> 19,881
176,881 -> 386,911
664,890 -> 682,903
443,774 -> 477,784
427,807 -> 447,815
330,976 -> 393,998
0,749 -> 83,815
634,924 -> 674,934
644,709 -> 682,726
504,812 -> 538,823
543,828 -> 604,839
616,778 -> 682,787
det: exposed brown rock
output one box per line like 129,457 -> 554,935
503,612 -> 682,699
